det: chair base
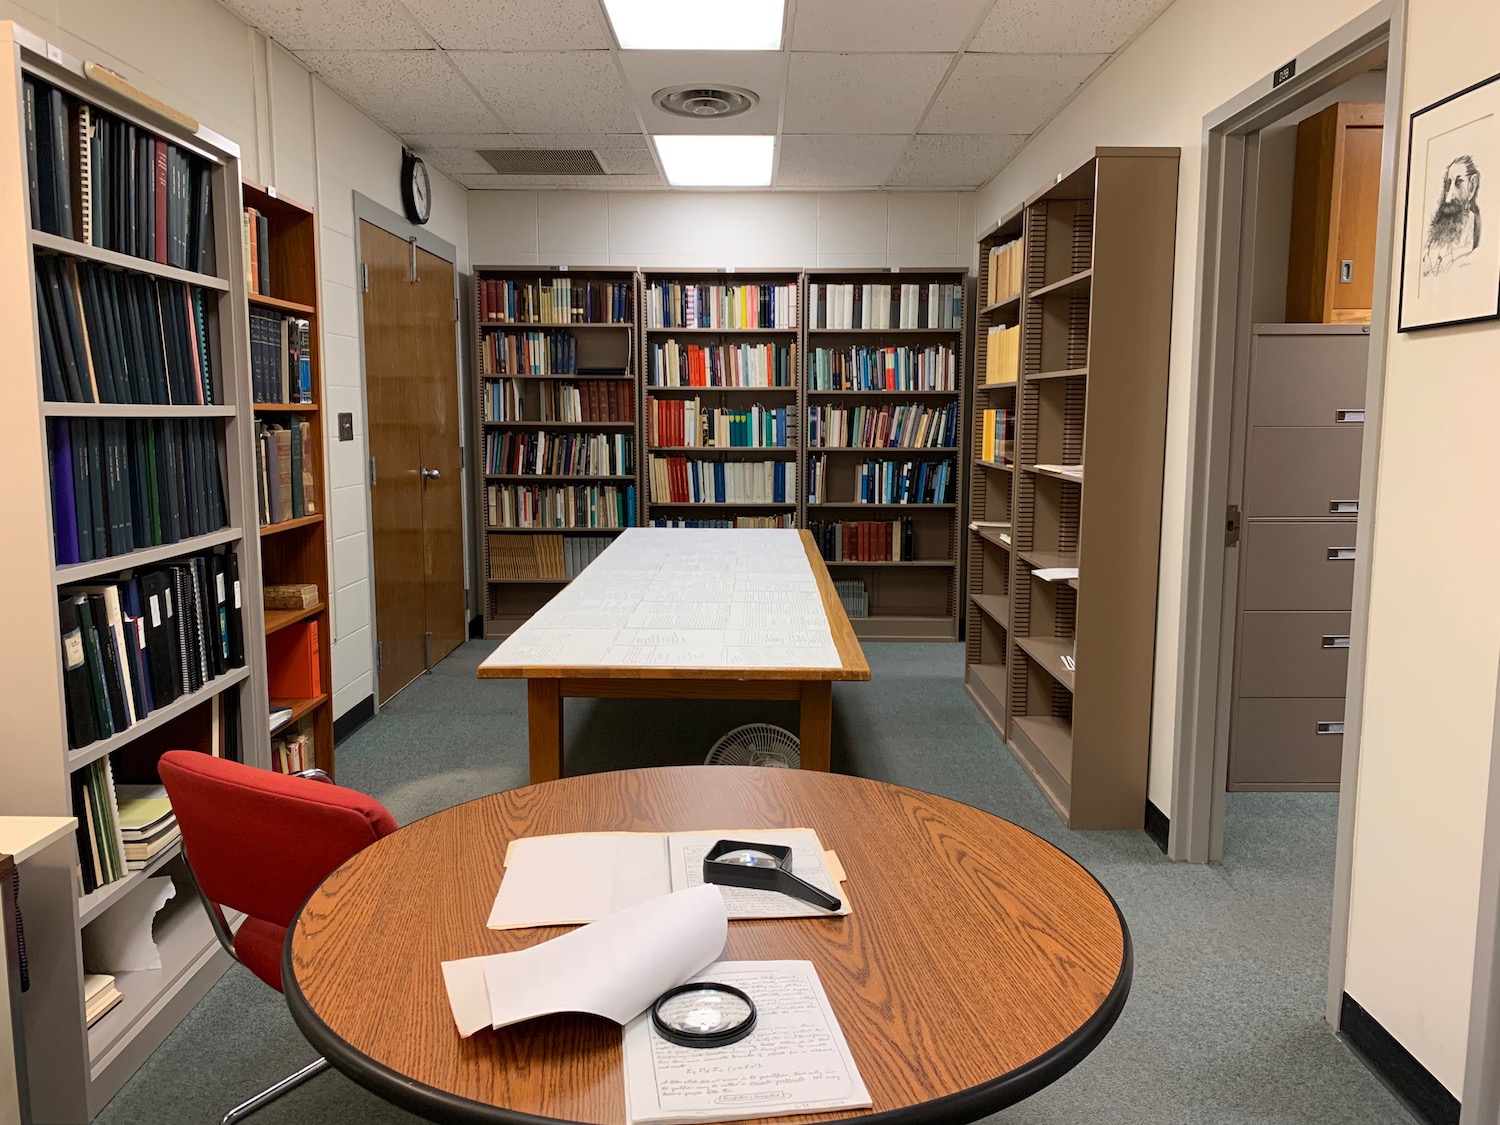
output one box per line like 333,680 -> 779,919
222,1057 -> 330,1124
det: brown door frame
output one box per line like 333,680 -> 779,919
351,193 -> 468,712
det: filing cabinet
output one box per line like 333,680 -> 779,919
1228,325 -> 1367,789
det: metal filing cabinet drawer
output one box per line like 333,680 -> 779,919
1249,330 -> 1369,428
1241,522 -> 1357,611
1243,427 -> 1365,518
1230,697 -> 1346,788
1237,611 -> 1352,697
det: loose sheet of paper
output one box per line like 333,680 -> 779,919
667,830 -> 849,918
622,960 -> 871,1125
1031,567 -> 1080,582
443,885 -> 728,1038
479,529 -> 842,671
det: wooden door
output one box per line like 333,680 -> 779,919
360,221 -> 465,702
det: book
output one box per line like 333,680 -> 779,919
84,973 -> 123,1026
266,620 -> 320,699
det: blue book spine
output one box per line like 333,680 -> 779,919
50,419 -> 80,564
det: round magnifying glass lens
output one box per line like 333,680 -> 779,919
656,988 -> 753,1035
717,849 -> 781,868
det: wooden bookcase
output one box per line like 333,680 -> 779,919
804,268 -> 967,642
242,181 -> 333,772
639,268 -> 802,530
474,265 -> 639,639
0,22 -> 271,1118
966,213 -> 1026,725
966,148 -> 1179,829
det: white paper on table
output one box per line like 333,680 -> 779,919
621,960 -> 872,1125
1031,567 -> 1080,582
666,830 -> 849,919
441,884 -> 728,1038
80,875 -> 176,973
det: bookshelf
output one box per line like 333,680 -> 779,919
242,180 -> 333,774
474,265 -> 639,638
966,147 -> 1179,830
803,268 -> 967,642
639,269 -> 802,530
966,212 -> 1025,727
0,21 -> 270,1119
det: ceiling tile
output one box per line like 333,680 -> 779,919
887,134 -> 1027,187
403,132 -> 645,148
218,0 -> 432,49
783,54 -> 950,135
791,0 -> 996,52
921,53 -> 1107,134
617,52 -> 786,136
411,147 -> 497,176
298,50 -> 508,132
398,0 -> 610,49
969,0 -> 1173,53
777,136 -> 908,187
457,174 -> 664,189
450,51 -> 639,133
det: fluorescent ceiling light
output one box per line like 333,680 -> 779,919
602,0 -> 785,50
655,135 -> 775,187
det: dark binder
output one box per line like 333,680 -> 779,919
46,86 -> 73,238
35,267 -> 66,402
224,549 -> 244,668
75,264 -> 118,403
40,257 -> 87,402
138,570 -> 179,707
22,78 -> 40,228
72,595 -> 114,739
82,419 -> 107,559
120,578 -> 155,715
191,164 -> 212,274
256,211 -> 270,295
58,595 -> 97,749
49,420 -> 80,565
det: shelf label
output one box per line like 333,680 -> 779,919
45,42 -> 62,63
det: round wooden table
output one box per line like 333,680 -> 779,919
284,767 -> 1130,1125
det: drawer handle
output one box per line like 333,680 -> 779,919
1330,500 -> 1359,514
1316,721 -> 1345,735
1335,408 -> 1365,423
1322,635 -> 1351,649
1327,546 -> 1356,561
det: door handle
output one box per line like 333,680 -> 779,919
1330,500 -> 1358,514
1322,635 -> 1351,649
421,467 -> 441,480
1327,546 -> 1356,561
1335,409 -> 1364,423
1316,721 -> 1345,735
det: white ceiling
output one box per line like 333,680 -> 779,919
218,0 -> 1175,191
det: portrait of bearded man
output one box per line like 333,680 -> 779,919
1422,155 -> 1481,275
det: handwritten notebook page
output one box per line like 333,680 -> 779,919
622,960 -> 871,1125
666,830 -> 850,919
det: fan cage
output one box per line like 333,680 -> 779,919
705,724 -> 800,768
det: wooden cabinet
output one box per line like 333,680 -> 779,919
1286,101 -> 1384,323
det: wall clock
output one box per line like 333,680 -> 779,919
401,148 -> 431,226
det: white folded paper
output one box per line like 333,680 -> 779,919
442,884 -> 728,1037
1032,567 -> 1080,582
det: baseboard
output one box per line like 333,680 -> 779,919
333,695 -> 375,744
469,614 -> 483,639
1340,994 -> 1460,1125
1144,800 -> 1169,854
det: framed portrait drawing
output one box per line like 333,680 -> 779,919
1398,72 -> 1500,331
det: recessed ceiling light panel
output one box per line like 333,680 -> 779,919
602,0 -> 785,50
654,135 -> 775,187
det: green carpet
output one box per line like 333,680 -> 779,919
94,641 -> 1416,1125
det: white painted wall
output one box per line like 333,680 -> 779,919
467,190 -> 976,269
972,0 -> 1380,813
0,0 -> 470,720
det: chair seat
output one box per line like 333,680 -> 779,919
234,916 -> 288,992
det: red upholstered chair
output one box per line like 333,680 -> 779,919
158,750 -> 397,1125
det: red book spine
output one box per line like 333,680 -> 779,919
153,140 -> 168,265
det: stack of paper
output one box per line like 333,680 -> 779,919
115,785 -> 179,871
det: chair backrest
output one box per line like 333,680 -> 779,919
158,751 -> 397,928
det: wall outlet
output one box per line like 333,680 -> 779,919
338,412 -> 354,441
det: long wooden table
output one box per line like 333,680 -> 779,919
478,530 -> 870,781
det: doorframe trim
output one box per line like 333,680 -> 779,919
351,193 -> 460,712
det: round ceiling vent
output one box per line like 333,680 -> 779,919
653,85 -> 759,120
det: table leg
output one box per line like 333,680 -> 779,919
799,681 -> 833,772
527,680 -> 563,783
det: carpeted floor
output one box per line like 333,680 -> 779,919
96,641 -> 1415,1125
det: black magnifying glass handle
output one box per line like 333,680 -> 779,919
777,869 -> 842,912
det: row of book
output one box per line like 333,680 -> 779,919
648,516 -> 794,529
984,325 -> 1021,385
808,283 -> 963,331
249,312 -> 313,403
806,402 -> 959,450
980,409 -> 1015,465
485,484 -> 637,529
72,761 -> 135,893
644,282 -> 798,330
479,278 -> 631,325
256,420 -> 318,527
806,457 -> 953,505
647,340 -> 795,388
272,729 -> 317,775
242,206 -> 271,296
986,239 -> 1024,305
481,378 -> 635,423
25,77 -> 214,272
479,328 -> 588,376
484,431 -> 634,477
648,458 -> 793,505
806,344 -> 957,392
36,253 -> 215,405
810,519 -> 918,563
487,533 -> 611,581
833,579 -> 868,619
646,399 -> 793,449
58,550 -> 245,751
49,418 -> 227,566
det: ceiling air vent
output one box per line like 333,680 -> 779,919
478,149 -> 606,175
653,85 -> 759,120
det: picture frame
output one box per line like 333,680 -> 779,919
1398,71 -> 1500,332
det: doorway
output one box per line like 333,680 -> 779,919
359,218 -> 466,702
